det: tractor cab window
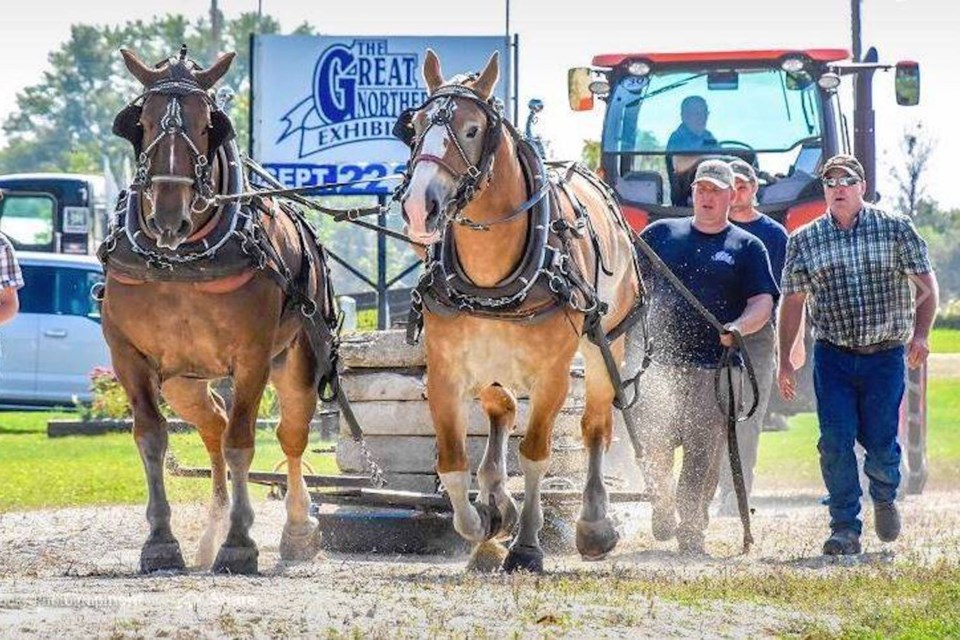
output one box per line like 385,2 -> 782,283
603,67 -> 823,206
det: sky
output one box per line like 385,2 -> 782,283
2,0 -> 957,207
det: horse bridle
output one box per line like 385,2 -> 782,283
395,84 -> 504,230
113,56 -> 234,214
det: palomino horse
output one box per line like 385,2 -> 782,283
101,47 -> 338,574
398,50 -> 644,572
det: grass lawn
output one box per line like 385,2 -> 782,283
2,379 -> 958,511
0,412 -> 337,511
756,378 -> 960,491
931,327 -> 960,353
535,562 -> 960,638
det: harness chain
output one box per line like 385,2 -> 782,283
102,108 -> 388,487
399,85 -> 651,413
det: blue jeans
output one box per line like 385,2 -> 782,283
814,342 -> 905,535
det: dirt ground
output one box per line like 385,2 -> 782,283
2,488 -> 959,639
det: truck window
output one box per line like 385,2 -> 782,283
18,265 -> 56,314
56,267 -> 103,319
0,194 -> 55,249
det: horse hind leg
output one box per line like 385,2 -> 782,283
467,384 -> 520,572
161,377 -> 229,569
271,339 -> 322,563
113,347 -> 185,573
212,364 -> 269,575
575,340 -> 622,561
475,384 -> 520,537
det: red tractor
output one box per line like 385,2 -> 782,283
568,48 -> 927,493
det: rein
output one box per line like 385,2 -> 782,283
241,158 -> 423,248
632,233 -> 759,554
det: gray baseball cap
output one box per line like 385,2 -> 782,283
820,154 -> 865,180
729,159 -> 757,183
692,159 -> 735,190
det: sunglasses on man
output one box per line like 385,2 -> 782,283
822,176 -> 862,188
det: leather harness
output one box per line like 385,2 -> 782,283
397,85 -> 651,409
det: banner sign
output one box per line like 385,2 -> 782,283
252,35 -> 512,195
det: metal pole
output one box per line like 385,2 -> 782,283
513,33 -> 520,124
505,0 -> 510,42
376,193 -> 389,329
210,0 -> 222,58
851,0 -> 862,61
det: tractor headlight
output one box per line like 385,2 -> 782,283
781,57 -> 806,73
627,61 -> 651,76
818,72 -> 841,90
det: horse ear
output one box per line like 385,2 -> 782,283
472,51 -> 500,100
195,52 -> 236,90
120,48 -> 165,87
423,49 -> 444,94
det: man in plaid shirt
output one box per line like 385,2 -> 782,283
0,190 -> 24,328
777,154 -> 939,556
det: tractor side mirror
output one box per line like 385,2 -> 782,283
568,68 -> 595,111
895,61 -> 920,106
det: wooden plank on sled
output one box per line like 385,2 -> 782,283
311,488 -> 652,513
166,455 -> 373,488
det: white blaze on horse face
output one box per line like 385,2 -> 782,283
168,134 -> 178,175
404,120 -> 454,245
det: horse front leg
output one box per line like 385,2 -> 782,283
575,340 -> 623,561
503,367 -> 570,574
212,364 -> 269,575
113,345 -> 184,573
161,377 -> 229,569
430,373 -> 493,544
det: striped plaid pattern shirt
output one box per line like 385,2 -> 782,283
782,206 -> 932,348
0,233 -> 24,291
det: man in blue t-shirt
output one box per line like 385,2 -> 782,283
714,159 -> 790,517
623,159 -> 778,554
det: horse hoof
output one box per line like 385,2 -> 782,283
576,518 -> 620,561
279,522 -> 322,562
475,501 -> 504,542
503,544 -> 544,574
467,541 -> 508,573
140,542 -> 186,574
212,545 -> 259,575
497,498 -> 520,540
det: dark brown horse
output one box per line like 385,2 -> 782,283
102,48 -> 337,574
399,51 -> 644,572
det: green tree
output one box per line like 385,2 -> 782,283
0,13 -> 304,177
889,121 -> 936,218
581,139 -> 601,170
915,199 -> 960,306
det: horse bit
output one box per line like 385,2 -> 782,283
130,80 -> 217,214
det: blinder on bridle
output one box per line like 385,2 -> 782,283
392,108 -> 417,148
112,51 -> 235,204
394,83 -> 504,227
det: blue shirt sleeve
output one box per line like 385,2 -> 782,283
740,236 -> 780,303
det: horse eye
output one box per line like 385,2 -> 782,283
465,126 -> 480,139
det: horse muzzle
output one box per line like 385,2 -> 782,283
401,183 -> 445,244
